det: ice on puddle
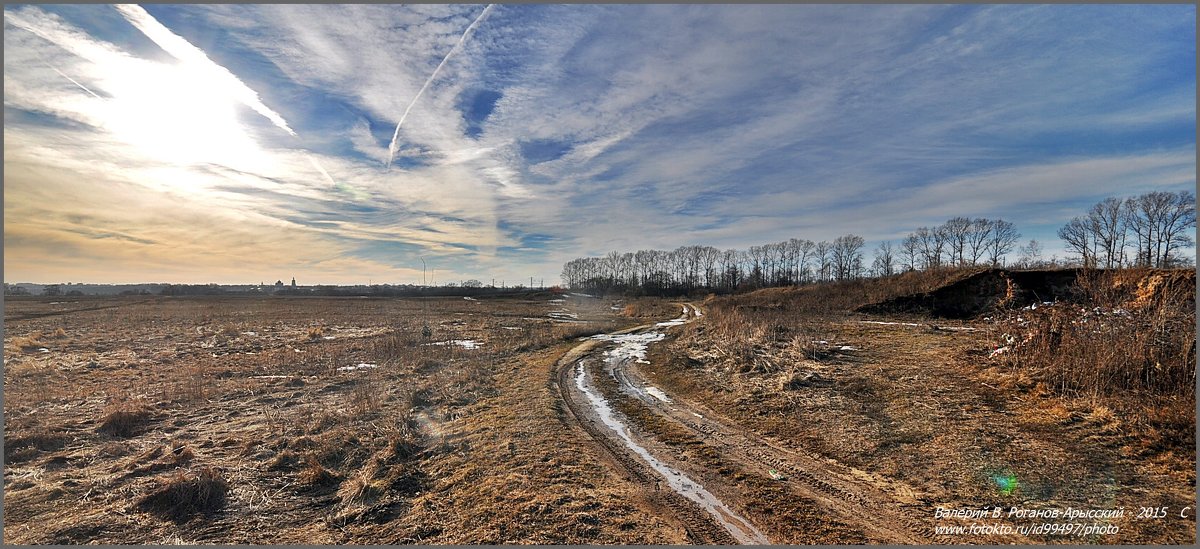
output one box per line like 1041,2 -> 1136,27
425,339 -> 481,349
338,363 -> 378,372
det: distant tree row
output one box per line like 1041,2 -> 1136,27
1058,191 -> 1195,269
895,217 -> 1022,272
560,236 -> 869,295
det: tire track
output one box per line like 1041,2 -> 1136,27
553,336 -> 738,544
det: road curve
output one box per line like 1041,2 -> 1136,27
553,302 -> 963,544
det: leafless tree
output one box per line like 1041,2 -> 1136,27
985,219 -> 1020,267
1058,216 -> 1095,267
900,234 -> 919,272
872,240 -> 896,276
1017,239 -> 1043,268
1087,197 -> 1127,269
966,218 -> 993,265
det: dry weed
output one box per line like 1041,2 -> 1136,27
134,466 -> 228,521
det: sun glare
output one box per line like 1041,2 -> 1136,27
95,59 -> 268,173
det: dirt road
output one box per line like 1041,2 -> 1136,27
554,304 -> 961,544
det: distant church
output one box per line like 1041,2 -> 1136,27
273,277 -> 297,293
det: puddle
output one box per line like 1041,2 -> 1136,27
644,386 -> 672,403
655,306 -> 691,328
337,363 -> 378,372
425,339 -> 481,349
575,359 -> 768,544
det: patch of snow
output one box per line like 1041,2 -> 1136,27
250,375 -> 292,380
463,296 -> 477,301
644,386 -> 672,403
611,305 -> 624,311
425,339 -> 481,350
37,347 -> 50,353
859,320 -> 924,327
548,311 -> 579,320
338,363 -> 378,372
838,346 -> 858,351
323,336 -> 335,340
570,292 -> 597,299
241,331 -> 257,336
500,326 -> 521,330
548,298 -> 565,303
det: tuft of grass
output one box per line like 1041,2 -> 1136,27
98,399 -> 155,437
11,332 -> 45,352
298,455 -> 342,487
135,466 -> 228,521
305,326 -> 325,341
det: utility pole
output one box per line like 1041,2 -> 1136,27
420,257 -> 426,286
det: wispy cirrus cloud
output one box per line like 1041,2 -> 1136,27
3,4 -> 1194,284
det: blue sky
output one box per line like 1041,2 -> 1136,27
3,4 -> 1195,284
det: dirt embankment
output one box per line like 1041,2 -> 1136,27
856,268 -> 1194,319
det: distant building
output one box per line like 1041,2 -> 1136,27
275,280 -> 284,290
291,277 -> 297,288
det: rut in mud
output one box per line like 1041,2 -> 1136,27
554,304 -> 944,544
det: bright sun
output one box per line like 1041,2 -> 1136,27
94,57 -> 268,173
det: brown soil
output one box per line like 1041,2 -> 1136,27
4,281 -> 1194,545
2,295 -> 680,544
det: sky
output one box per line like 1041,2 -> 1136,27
3,4 -> 1195,285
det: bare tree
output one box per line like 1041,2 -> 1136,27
966,218 -> 993,265
814,241 -> 831,282
1156,191 -> 1196,267
1017,239 -> 1042,268
832,234 -> 866,280
900,234 -> 919,272
872,241 -> 896,277
985,219 -> 1020,267
942,217 -> 972,266
1087,197 -> 1127,268
1058,216 -> 1095,267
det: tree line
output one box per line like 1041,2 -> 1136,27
560,216 -> 1022,295
1057,191 -> 1194,269
561,190 -> 1196,295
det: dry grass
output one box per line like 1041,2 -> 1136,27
994,268 -> 1195,398
98,397 -> 155,437
305,325 -> 325,341
135,467 -> 229,521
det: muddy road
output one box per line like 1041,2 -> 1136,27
555,304 -> 973,544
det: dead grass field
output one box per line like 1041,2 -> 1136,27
2,293 -> 683,544
3,270 -> 1194,544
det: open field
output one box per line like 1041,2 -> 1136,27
3,272 -> 1195,544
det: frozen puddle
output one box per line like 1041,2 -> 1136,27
338,363 -> 378,372
578,324 -> 768,544
425,339 -> 481,349
644,386 -> 672,403
655,305 -> 692,328
576,360 -> 768,544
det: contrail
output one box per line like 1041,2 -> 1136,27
386,4 -> 494,169
45,63 -> 101,98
